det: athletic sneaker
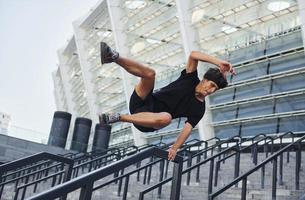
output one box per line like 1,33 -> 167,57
100,42 -> 119,64
99,113 -> 121,125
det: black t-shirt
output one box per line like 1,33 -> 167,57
152,69 -> 206,128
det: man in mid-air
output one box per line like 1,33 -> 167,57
99,42 -> 235,160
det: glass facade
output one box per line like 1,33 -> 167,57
54,0 -> 305,146
211,29 -> 305,138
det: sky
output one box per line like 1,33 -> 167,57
0,0 -> 99,139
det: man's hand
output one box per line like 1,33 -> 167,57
218,60 -> 236,76
168,123 -> 192,161
168,147 -> 177,161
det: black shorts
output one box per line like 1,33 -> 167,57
129,90 -> 157,132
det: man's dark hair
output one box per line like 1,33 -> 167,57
203,68 -> 228,89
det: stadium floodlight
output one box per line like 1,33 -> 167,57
267,0 -> 290,12
125,0 -> 147,10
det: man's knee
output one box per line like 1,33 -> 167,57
156,112 -> 172,127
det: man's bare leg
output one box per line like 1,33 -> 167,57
115,57 -> 155,99
120,112 -> 172,129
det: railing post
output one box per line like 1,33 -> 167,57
279,153 -> 283,185
241,177 -> 247,200
117,169 -> 125,196
169,159 -> 183,200
158,160 -> 165,198
79,182 -> 93,200
295,142 -> 301,190
271,140 -> 274,154
217,144 -> 221,159
272,157 -> 277,200
62,163 -> 73,183
208,158 -> 214,195
204,142 -> 208,159
165,160 -> 169,179
0,172 -> 4,199
265,140 -> 269,158
214,161 -> 220,187
143,165 -> 148,184
196,154 -> 201,183
122,175 -> 129,200
136,161 -> 141,181
287,150 -> 290,163
253,144 -> 258,165
261,165 -> 265,189
234,151 -> 240,187
147,157 -> 153,184
59,162 -> 73,200
187,152 -> 192,185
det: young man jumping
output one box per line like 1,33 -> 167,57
99,42 -> 235,160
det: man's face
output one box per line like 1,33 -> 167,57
197,79 -> 219,97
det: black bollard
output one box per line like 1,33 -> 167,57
92,124 -> 112,151
70,117 -> 92,152
48,111 -> 71,148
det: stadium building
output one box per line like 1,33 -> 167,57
53,0 -> 305,148
0,112 -> 10,135
1,1 -> 305,199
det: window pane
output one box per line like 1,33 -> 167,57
232,62 -> 268,83
269,52 -> 305,74
241,119 -> 277,137
215,124 -> 240,139
272,74 -> 305,93
229,43 -> 266,64
279,116 -> 305,133
266,31 -> 303,54
235,80 -> 271,101
238,100 -> 274,118
276,94 -> 305,113
212,107 -> 237,122
210,88 -> 235,105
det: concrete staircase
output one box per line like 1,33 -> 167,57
64,151 -> 305,200
1,144 -> 305,199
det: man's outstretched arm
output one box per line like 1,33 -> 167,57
186,51 -> 236,76
168,122 -> 193,160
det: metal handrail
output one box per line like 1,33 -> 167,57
0,161 -> 64,186
2,147 -> 118,180
93,157 -> 164,191
1,142 -> 170,200
137,136 -> 242,199
214,135 -> 275,187
139,144 -> 238,200
2,144 -> 158,200
12,152 -> 122,200
191,135 -> 240,158
0,152 -> 73,200
1,147 -> 119,189
15,170 -> 64,200
27,147 -> 183,200
214,132 -> 296,184
0,152 -> 73,176
210,133 -> 305,200
138,132 -> 292,198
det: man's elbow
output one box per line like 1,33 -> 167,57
190,51 -> 198,59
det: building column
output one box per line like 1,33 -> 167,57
57,50 -> 78,149
72,24 -> 99,122
176,0 -> 215,141
297,0 -> 305,47
52,71 -> 65,112
72,24 -> 101,151
107,0 -> 147,146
